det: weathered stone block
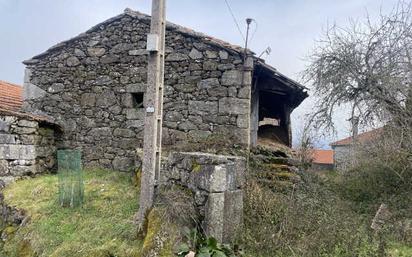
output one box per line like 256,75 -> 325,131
47,83 -> 65,93
203,60 -> 218,71
0,145 -> 36,160
165,111 -> 183,122
110,43 -> 133,53
120,94 -> 133,108
197,78 -> 219,89
80,93 -> 96,107
11,126 -> 37,135
125,108 -> 144,120
207,87 -> 227,97
87,47 -> 106,57
223,190 -> 243,243
0,120 -> 10,132
237,114 -> 249,129
128,49 -> 146,56
189,48 -> 203,59
204,192 -> 225,242
174,84 -> 196,93
96,91 -> 117,107
100,54 -> 119,64
205,50 -> 218,59
166,52 -> 188,61
209,165 -> 227,192
9,165 -> 37,176
187,130 -> 211,141
218,97 -> 249,115
0,160 -> 9,175
0,134 -> 16,144
113,128 -> 135,138
17,120 -> 38,128
219,50 -> 229,60
238,87 -> 250,99
188,101 -> 218,115
112,157 -> 134,171
221,70 -> 242,86
178,121 -> 197,131
66,56 -> 80,67
74,48 -> 86,57
89,127 -> 111,138
126,83 -> 146,92
126,120 -> 144,128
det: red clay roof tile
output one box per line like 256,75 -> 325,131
311,149 -> 334,164
0,80 -> 23,112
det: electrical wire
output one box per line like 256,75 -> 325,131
223,0 -> 246,43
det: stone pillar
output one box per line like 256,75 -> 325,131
250,88 -> 259,147
161,152 -> 246,243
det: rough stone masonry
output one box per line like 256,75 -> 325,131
23,9 -> 253,171
0,112 -> 56,184
160,151 -> 246,243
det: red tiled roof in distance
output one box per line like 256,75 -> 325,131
0,80 -> 23,112
311,149 -> 334,164
331,128 -> 384,146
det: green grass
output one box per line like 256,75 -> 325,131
388,243 -> 412,257
1,169 -> 142,257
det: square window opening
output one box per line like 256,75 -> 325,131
132,93 -> 144,108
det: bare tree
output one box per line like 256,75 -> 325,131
304,1 -> 412,132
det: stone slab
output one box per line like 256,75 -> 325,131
209,165 -> 227,193
204,192 -> 225,242
0,145 -> 36,160
223,190 -> 243,243
0,134 -> 16,144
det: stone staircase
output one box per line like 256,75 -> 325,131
250,145 -> 302,192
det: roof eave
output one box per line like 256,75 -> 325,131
23,8 -> 254,65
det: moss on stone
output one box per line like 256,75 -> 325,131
191,161 -> 202,173
141,208 -> 176,257
2,225 -> 18,237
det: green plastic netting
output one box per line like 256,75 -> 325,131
57,149 -> 84,207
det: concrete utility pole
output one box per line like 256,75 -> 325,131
136,0 -> 166,228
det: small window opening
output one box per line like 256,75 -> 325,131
132,93 -> 144,108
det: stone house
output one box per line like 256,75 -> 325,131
0,81 -> 57,183
22,8 -> 307,171
331,128 -> 383,170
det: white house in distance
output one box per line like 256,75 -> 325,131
330,128 -> 383,170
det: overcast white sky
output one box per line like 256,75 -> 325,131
0,0 -> 400,147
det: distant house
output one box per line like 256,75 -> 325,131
310,149 -> 334,170
331,128 -> 383,170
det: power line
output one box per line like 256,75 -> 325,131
224,0 -> 246,43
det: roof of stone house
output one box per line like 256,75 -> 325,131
23,8 -> 307,94
311,149 -> 334,165
330,127 -> 384,147
0,80 -> 23,112
0,107 -> 56,124
0,80 -> 57,126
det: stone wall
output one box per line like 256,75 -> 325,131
160,151 -> 245,243
23,10 -> 252,171
0,115 -> 56,183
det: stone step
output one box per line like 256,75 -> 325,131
256,171 -> 301,183
256,178 -> 296,192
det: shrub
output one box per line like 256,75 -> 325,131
240,172 -> 380,257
